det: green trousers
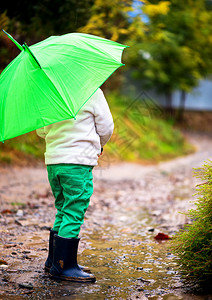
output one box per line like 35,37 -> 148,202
47,164 -> 93,238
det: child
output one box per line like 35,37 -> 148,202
36,88 -> 114,282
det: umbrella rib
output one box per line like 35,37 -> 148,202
23,45 -> 74,116
23,43 -> 42,69
0,60 -> 22,142
74,62 -> 125,117
41,70 -> 75,117
40,68 -> 75,119
41,55 -> 76,115
78,37 -> 128,63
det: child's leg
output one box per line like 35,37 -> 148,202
47,165 -> 65,232
48,164 -> 96,282
57,164 -> 93,238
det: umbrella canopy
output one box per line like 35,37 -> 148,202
0,30 -> 128,142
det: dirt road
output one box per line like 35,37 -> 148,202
0,132 -> 212,299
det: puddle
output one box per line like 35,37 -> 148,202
74,211 -> 179,299
11,210 -> 208,300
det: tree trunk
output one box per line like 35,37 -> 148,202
177,90 -> 186,122
165,92 -> 174,118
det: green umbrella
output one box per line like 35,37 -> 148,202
0,30 -> 128,142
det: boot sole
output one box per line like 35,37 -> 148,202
80,268 -> 91,274
49,273 -> 96,283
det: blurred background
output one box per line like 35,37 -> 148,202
1,0 -> 212,166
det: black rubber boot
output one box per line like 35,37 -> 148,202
49,235 -> 96,282
45,229 -> 58,272
45,229 -> 91,273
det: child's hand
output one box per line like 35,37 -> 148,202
98,148 -> 103,157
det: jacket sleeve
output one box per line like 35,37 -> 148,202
36,127 -> 46,139
94,89 -> 114,147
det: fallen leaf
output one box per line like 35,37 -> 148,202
27,202 -> 39,209
20,290 -> 33,295
1,209 -> 13,214
154,233 -> 171,240
0,259 -> 8,265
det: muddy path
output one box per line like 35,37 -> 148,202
0,132 -> 212,299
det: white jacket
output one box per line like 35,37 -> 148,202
36,88 -> 114,166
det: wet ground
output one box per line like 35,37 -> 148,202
0,132 -> 212,299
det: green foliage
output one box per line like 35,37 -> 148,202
104,93 -> 194,162
126,0 -> 212,110
78,0 -> 144,43
0,132 -> 45,165
171,161 -> 212,287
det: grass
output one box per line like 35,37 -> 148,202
103,92 -> 194,164
171,161 -> 212,289
0,92 -> 194,165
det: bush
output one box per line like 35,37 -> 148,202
172,161 -> 212,289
